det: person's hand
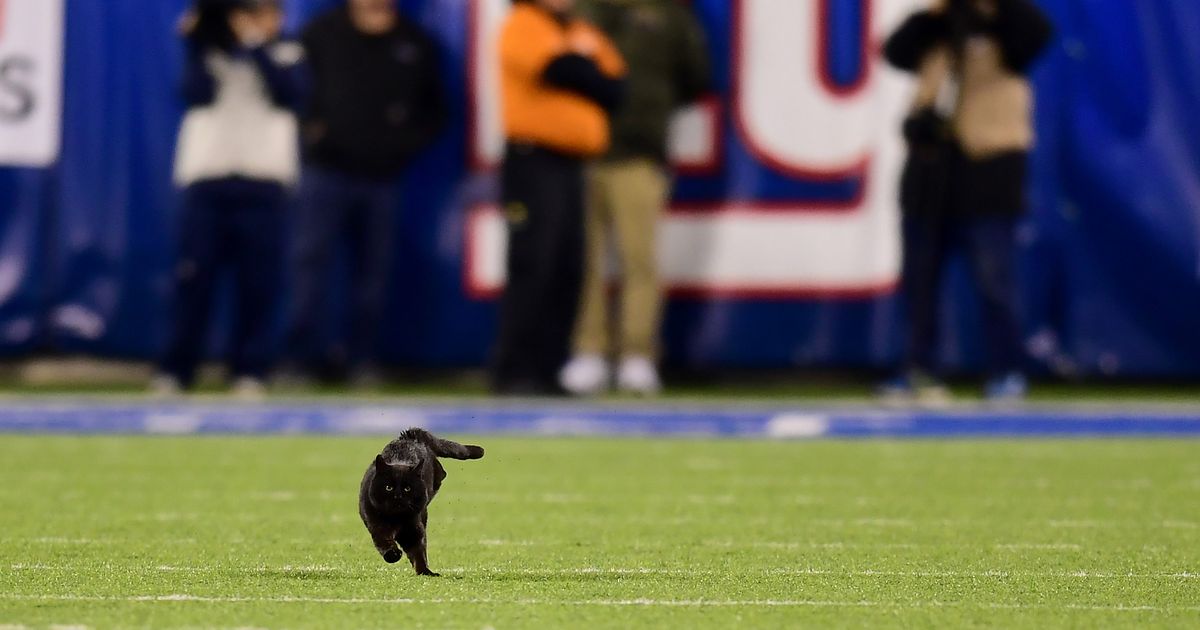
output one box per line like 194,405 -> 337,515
567,28 -> 598,57
944,0 -> 994,22
254,7 -> 285,42
973,0 -> 998,20
229,10 -> 270,48
178,10 -> 198,36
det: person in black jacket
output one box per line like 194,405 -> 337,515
881,0 -> 1053,403
286,0 -> 447,385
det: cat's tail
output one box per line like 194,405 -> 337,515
404,428 -> 485,460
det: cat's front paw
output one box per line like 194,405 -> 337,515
417,569 -> 441,577
382,549 -> 403,564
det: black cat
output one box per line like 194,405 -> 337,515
359,428 -> 485,576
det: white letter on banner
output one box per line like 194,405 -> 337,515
466,0 -> 921,297
0,0 -> 66,167
468,0 -> 508,170
734,0 -> 876,178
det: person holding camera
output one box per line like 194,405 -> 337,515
882,0 -> 1053,403
153,0 -> 307,398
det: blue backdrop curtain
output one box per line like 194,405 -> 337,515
0,0 -> 1196,376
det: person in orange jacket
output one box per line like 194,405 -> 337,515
490,0 -> 626,396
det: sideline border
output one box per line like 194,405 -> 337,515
0,401 -> 1198,438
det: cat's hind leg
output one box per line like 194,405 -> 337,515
399,524 -> 438,577
402,541 -> 438,577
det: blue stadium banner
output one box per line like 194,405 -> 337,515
0,0 -> 1197,376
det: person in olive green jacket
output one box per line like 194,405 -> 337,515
560,0 -> 711,396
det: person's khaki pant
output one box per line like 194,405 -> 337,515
574,158 -> 669,358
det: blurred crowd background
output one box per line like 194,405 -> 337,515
0,0 -> 1198,399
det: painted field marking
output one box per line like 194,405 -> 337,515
0,619 -> 92,624
5,537 -> 1075,550
2,401 -> 1200,439
1050,519 -> 1114,529
710,540 -> 1087,552
995,543 -> 1083,551
20,537 -> 198,545
1,594 -> 1198,613
12,537 -> 1111,552
10,563 -> 1197,581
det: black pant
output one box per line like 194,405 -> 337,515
286,166 -> 396,376
161,179 -> 285,387
902,214 -> 1023,377
900,149 -> 1027,377
491,144 -> 586,394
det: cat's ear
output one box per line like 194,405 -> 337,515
374,455 -> 390,475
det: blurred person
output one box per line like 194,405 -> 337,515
153,0 -> 307,398
491,0 -> 627,395
287,0 -> 447,385
882,0 -> 1053,403
559,0 -> 711,397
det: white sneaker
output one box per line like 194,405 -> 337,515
559,354 -> 610,396
617,355 -> 662,396
915,383 -> 954,409
148,374 -> 183,399
231,377 -> 268,402
877,370 -> 951,409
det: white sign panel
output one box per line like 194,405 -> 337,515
0,0 -> 66,167
466,0 -> 921,298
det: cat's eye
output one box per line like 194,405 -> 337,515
384,485 -> 393,492
403,487 -> 411,493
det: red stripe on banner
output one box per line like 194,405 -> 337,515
667,281 -> 897,302
670,194 -> 867,216
461,205 -> 898,302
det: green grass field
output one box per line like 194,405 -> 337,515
2,436 -> 1199,628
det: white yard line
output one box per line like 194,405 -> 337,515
20,537 -> 199,545
994,543 -> 1083,550
0,626 -> 92,630
707,541 -> 922,550
1,594 -> 1198,613
1048,520 -> 1109,528
476,539 -> 538,546
10,563 -> 1198,580
10,537 -> 1117,552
